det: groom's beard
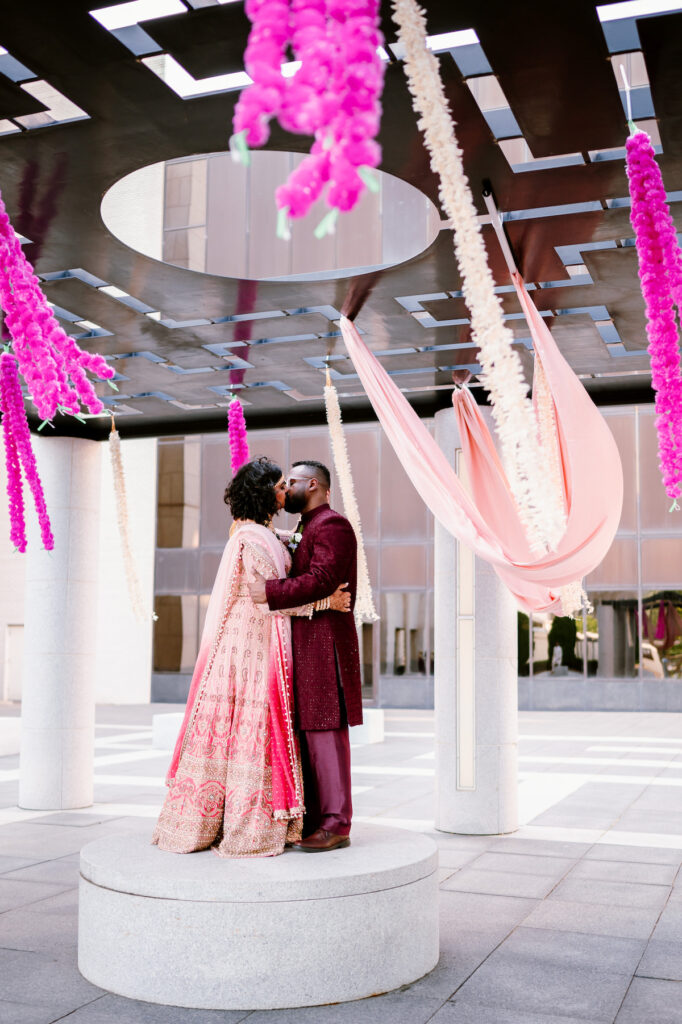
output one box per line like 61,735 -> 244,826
284,492 -> 306,514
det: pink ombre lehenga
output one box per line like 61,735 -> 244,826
152,522 -> 308,858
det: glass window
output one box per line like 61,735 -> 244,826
585,592 -> 639,678
641,590 -> 682,680
153,595 -> 199,673
602,412 -> 637,533
530,612 -> 585,678
380,591 -> 429,676
640,410 -> 682,531
586,538 -> 637,588
157,439 -> 201,548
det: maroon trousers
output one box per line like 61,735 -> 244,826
299,723 -> 353,837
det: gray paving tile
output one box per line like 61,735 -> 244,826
521,898 -> 660,940
32,812 -> 126,828
396,952 -> 485,1001
47,993 -> 252,1023
636,939 -> 682,982
583,843 -> 682,867
614,976 -> 682,1023
436,848 -> 479,870
439,891 -> 538,956
429,834 -> 497,854
3,854 -> 80,887
0,854 -> 39,875
489,837 -> 594,859
0,899 -> 78,955
441,868 -> 558,900
498,927 -> 646,975
652,901 -> 682,942
0,1002 -> 60,1024
453,955 -> 631,1021
246,994 -> 445,1023
0,877 -> 71,912
0,948 -> 103,1016
468,852 -> 576,878
549,877 -> 670,910
433,1003 -> 605,1024
567,858 -> 676,886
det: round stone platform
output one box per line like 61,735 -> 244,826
78,822 -> 439,1010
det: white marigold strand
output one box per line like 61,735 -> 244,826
532,356 -> 586,614
109,426 -> 156,623
391,0 -> 567,554
324,377 -> 379,626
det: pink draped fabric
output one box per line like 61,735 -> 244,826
339,273 -> 623,613
166,523 -> 300,820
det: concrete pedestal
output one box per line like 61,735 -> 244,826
152,711 -> 183,750
19,437 -> 101,810
350,707 -> 385,744
434,407 -> 518,836
0,717 -> 21,757
78,823 -> 439,1009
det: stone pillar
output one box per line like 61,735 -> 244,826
19,436 -> 101,810
434,407 -> 518,835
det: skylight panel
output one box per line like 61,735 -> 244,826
16,80 -> 88,128
90,0 -> 186,31
142,54 -> 250,97
597,0 -> 682,20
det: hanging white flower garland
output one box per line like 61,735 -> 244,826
391,0 -> 566,554
109,424 -> 156,623
324,372 -> 379,626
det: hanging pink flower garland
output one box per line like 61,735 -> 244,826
228,397 -> 250,477
0,188 -> 115,551
626,130 -> 682,506
0,352 -> 54,551
232,0 -> 384,232
0,192 -> 115,422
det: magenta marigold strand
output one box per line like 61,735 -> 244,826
0,356 -> 26,550
0,189 -> 113,422
626,130 -> 682,501
0,352 -> 53,550
227,398 -> 250,476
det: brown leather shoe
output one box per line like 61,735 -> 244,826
292,828 -> 350,853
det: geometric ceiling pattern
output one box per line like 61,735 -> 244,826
1,0 -> 681,438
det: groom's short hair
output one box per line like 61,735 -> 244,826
293,460 -> 331,490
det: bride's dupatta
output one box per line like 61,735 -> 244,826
166,522 -> 302,821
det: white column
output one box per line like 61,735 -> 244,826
434,407 -> 518,835
95,436 -> 157,704
19,436 -> 101,810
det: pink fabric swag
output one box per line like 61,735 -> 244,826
339,273 -> 623,613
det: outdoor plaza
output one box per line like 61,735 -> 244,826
2,0 -> 682,1021
3,709 -> 682,1022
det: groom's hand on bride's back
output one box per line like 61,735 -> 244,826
330,582 -> 351,613
248,570 -> 268,604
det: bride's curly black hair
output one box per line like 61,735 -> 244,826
224,456 -> 282,525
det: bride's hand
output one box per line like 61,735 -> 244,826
329,583 -> 351,613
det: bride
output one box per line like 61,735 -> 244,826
152,456 -> 350,857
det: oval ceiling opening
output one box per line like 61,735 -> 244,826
101,151 -> 441,283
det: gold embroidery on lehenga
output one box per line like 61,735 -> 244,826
152,532 -> 304,858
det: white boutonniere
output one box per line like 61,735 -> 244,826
288,530 -> 303,553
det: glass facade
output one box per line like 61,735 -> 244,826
153,406 -> 682,706
519,407 -> 682,688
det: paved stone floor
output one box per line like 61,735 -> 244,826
2,707 -> 682,1023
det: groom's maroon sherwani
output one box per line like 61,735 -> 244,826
265,503 -> 363,836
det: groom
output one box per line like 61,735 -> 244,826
249,460 -> 363,852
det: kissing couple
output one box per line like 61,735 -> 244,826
153,456 -> 363,857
